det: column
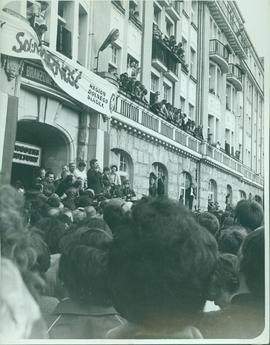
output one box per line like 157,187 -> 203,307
0,55 -> 23,185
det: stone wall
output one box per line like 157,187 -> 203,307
110,126 -> 264,210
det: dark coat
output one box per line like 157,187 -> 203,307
87,169 -> 104,195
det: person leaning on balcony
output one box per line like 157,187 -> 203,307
182,114 -> 188,131
160,100 -> 169,118
119,73 -> 129,91
216,141 -> 221,150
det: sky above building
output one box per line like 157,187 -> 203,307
237,0 -> 270,58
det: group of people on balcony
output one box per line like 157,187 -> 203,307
26,0 -> 49,41
153,23 -> 185,62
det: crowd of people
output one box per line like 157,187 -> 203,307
0,163 -> 265,339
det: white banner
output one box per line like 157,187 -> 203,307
0,9 -> 117,116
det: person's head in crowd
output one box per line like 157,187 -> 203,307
45,171 -> 54,183
123,179 -> 130,188
65,187 -> 77,199
234,199 -> 263,231
77,161 -> 86,171
38,168 -> 46,179
58,218 -> 113,307
75,195 -> 92,208
90,159 -> 99,171
0,257 -> 47,339
73,178 -> 83,190
221,216 -> 234,229
61,169 -> 69,180
198,212 -> 220,237
82,188 -> 95,199
15,180 -> 25,194
208,254 -> 240,308
239,226 -> 264,300
72,208 -> 87,224
47,193 -> 61,208
29,227 -> 51,275
68,162 -> 76,174
103,167 -> 110,176
110,164 -> 118,173
84,206 -> 97,218
36,217 -> 68,254
149,172 -> 157,184
108,197 -> 218,329
0,185 -> 44,301
218,225 -> 248,255
32,183 -> 43,193
103,198 -> 128,230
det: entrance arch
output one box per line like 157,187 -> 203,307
11,120 -> 71,188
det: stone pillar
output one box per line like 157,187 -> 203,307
141,0 -> 154,95
87,112 -> 110,171
77,110 -> 90,163
0,55 -> 23,185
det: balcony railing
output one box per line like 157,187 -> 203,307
209,39 -> 229,73
152,37 -> 179,77
114,93 -> 201,154
110,90 -> 264,187
227,63 -> 243,91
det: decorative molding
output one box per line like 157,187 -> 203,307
1,55 -> 24,81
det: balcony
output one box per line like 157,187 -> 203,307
227,63 -> 243,91
165,0 -> 181,21
209,39 -> 229,73
207,1 -> 247,60
152,30 -> 183,79
110,91 -> 264,188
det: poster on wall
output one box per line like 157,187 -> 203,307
0,9 -> 117,117
12,141 -> 41,167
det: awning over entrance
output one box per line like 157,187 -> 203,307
0,9 -> 117,117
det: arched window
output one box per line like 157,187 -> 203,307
110,149 -> 134,185
152,162 -> 168,196
226,184 -> 233,204
239,190 -> 246,200
208,179 -> 217,202
179,171 -> 192,205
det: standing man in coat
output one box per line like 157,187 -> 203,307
87,159 -> 104,197
185,182 -> 196,210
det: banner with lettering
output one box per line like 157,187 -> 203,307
0,9 -> 117,116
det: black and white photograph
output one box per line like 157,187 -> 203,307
0,0 -> 269,343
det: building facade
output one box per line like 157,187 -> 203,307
0,0 -> 264,210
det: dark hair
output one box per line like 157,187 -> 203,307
209,254 -> 240,300
234,200 -> 263,231
240,227 -> 264,299
36,217 -> 68,254
90,159 -> 98,166
78,161 -> 86,167
198,212 -> 220,236
103,167 -> 110,173
45,170 -> 54,178
218,225 -> 247,255
110,164 -> 118,171
108,197 -> 218,324
58,219 -> 113,306
29,227 -> 51,274
47,194 -> 60,208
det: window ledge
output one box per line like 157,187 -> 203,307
190,75 -> 197,83
112,1 -> 125,14
191,22 -> 198,30
182,9 -> 189,18
129,15 -> 143,30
